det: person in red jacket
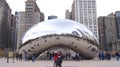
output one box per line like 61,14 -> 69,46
54,51 -> 58,67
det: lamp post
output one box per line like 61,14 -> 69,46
13,41 -> 15,63
7,44 -> 9,63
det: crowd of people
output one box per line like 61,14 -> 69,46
98,50 -> 120,61
15,50 -> 120,67
45,51 -> 82,61
16,51 -> 35,62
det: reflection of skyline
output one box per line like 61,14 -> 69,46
22,19 -> 98,45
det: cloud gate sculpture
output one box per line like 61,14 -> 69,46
19,19 -> 99,59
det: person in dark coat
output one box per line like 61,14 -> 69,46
32,52 -> 35,62
16,52 -> 19,61
115,52 -> 120,61
56,56 -> 62,67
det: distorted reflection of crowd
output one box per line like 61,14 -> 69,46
98,50 -> 120,61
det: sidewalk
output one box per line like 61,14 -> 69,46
1,58 -> 120,67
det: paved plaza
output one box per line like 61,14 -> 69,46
0,58 -> 120,67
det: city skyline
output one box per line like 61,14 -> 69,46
6,0 -> 120,19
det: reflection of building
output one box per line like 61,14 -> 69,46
66,0 -> 98,38
17,0 -> 45,50
98,13 -> 117,51
48,15 -> 57,20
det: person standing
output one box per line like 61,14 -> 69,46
54,51 -> 58,67
24,51 -> 29,61
32,52 -> 35,62
56,56 -> 62,67
56,51 -> 63,67
16,52 -> 19,61
19,53 -> 22,61
115,51 -> 120,61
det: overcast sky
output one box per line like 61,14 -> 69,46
6,0 -> 120,19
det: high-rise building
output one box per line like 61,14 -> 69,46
0,0 -> 11,49
72,0 -> 98,38
115,11 -> 120,39
65,2 -> 75,20
17,0 -> 44,50
71,1 -> 75,20
65,10 -> 72,19
17,12 -> 26,50
9,14 -> 17,51
98,13 -> 117,51
25,0 -> 44,31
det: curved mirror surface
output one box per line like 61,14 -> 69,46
22,19 -> 98,45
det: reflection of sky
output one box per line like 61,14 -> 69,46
22,19 -> 98,44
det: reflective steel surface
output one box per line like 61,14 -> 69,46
22,19 -> 98,46
20,19 -> 99,59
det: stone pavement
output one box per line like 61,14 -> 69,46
0,58 -> 120,67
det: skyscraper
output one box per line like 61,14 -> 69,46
17,0 -> 44,50
25,0 -> 44,31
72,0 -> 98,38
65,10 -> 72,19
98,13 -> 117,51
17,12 -> 26,50
0,0 -> 11,49
115,11 -> 120,39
